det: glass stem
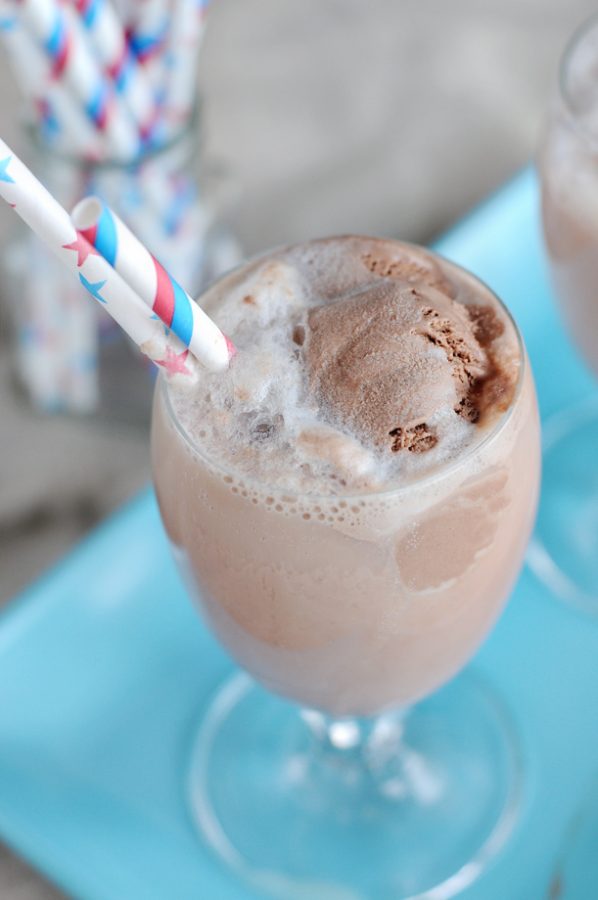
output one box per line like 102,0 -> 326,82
301,709 -> 405,766
300,706 -> 442,803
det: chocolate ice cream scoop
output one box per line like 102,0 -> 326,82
304,276 -> 495,453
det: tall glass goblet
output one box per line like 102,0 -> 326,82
151,241 -> 540,899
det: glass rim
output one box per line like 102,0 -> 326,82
159,238 -> 526,502
558,12 -> 598,148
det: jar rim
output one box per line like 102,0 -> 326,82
27,99 -> 201,172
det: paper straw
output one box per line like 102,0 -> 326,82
125,197 -> 207,293
127,0 -> 170,64
0,137 -> 198,380
71,0 -> 159,141
20,0 -> 141,161
162,0 -> 209,129
72,196 -> 235,370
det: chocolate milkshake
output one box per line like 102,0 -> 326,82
540,16 -> 598,375
152,237 -> 539,716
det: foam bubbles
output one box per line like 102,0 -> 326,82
169,238 -> 517,499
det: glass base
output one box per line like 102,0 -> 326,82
189,671 -> 522,900
528,397 -> 598,614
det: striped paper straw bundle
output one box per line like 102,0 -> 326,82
19,0 -> 141,161
0,138 -> 234,379
0,4 -> 102,157
3,0 -> 217,253
4,0 -> 214,161
2,0 -> 218,411
72,0 -> 159,141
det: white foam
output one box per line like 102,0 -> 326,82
168,238 -> 517,496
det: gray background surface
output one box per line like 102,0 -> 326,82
0,1 -> 594,895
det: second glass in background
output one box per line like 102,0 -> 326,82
534,13 -> 598,612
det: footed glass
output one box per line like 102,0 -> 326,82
528,398 -> 598,614
189,672 -> 521,899
151,244 -> 540,899
536,14 -> 598,610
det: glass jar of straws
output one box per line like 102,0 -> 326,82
0,0 -> 238,417
4,121 -> 240,418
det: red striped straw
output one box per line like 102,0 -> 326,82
72,195 -> 236,371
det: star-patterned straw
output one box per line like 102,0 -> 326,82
0,137 -> 200,381
72,196 -> 236,371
